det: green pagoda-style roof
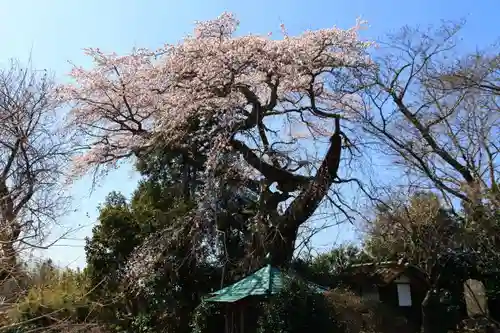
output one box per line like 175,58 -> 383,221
205,264 -> 328,303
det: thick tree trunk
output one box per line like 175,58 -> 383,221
0,240 -> 18,279
0,185 -> 20,282
243,223 -> 298,270
422,288 -> 447,333
235,117 -> 343,271
0,241 -> 17,270
269,226 -> 298,268
0,238 -> 21,307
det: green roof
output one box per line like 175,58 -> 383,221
205,264 -> 328,303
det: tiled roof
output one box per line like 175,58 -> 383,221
205,264 -> 328,303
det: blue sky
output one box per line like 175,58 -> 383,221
0,0 -> 498,269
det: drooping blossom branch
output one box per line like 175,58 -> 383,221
61,12 -> 371,171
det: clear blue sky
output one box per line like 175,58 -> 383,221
0,0 -> 498,269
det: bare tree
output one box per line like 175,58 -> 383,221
355,22 -> 500,333
439,50 -> 500,96
0,60 -> 72,284
356,22 -> 499,218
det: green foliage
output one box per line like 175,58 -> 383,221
85,192 -> 141,297
257,279 -> 337,333
81,142 -> 265,333
190,301 -> 224,333
84,148 -> 224,332
128,312 -> 157,333
292,245 -> 370,286
84,187 -> 191,332
6,262 -> 96,332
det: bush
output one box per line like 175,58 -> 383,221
190,300 -> 224,333
4,265 -> 98,332
258,280 -> 407,333
257,279 -> 338,333
325,288 -> 408,333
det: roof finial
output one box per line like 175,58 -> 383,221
265,253 -> 271,265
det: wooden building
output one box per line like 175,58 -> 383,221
338,261 -> 429,332
338,261 -> 500,331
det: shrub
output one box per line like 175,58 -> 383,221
190,300 -> 224,333
257,279 -> 338,333
4,265 -> 98,332
328,288 -> 409,333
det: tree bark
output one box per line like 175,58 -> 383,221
422,288 -> 444,333
0,240 -> 17,280
268,225 -> 299,269
0,182 -> 20,282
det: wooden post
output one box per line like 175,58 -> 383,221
240,302 -> 245,333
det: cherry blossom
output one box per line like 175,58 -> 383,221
60,12 -> 374,272
60,12 -> 372,177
